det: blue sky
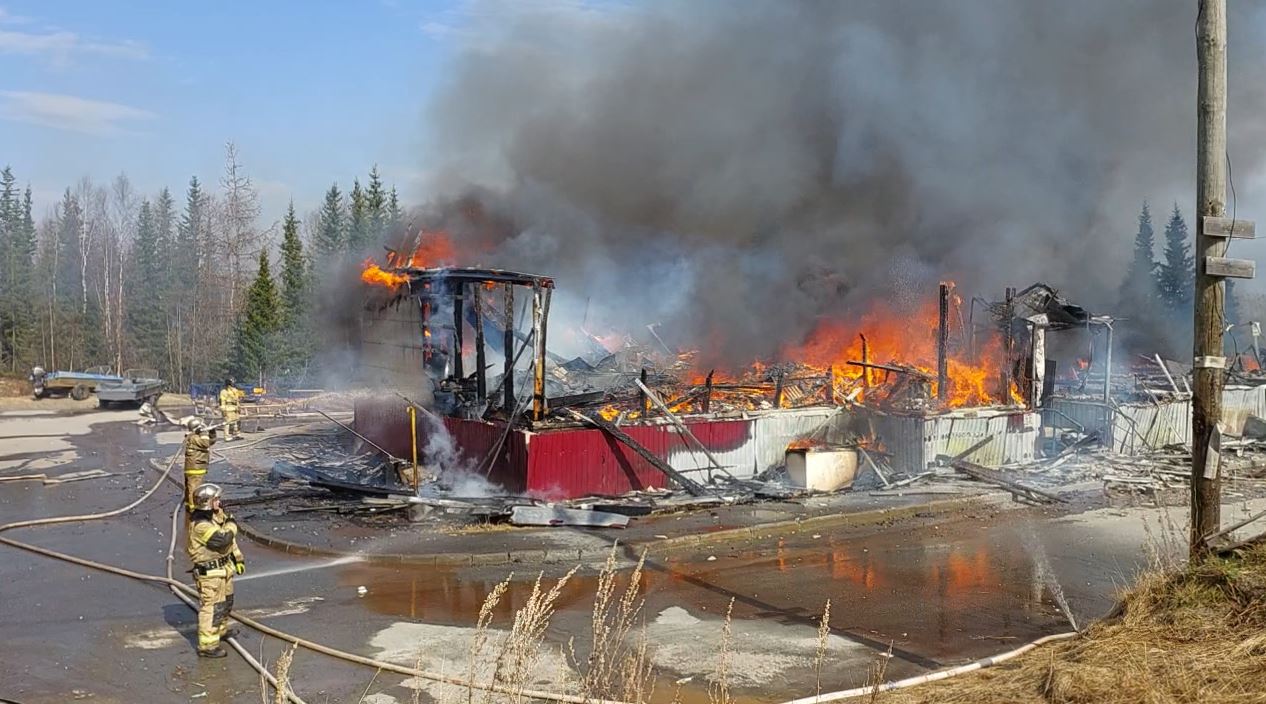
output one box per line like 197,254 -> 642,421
0,1 -> 465,224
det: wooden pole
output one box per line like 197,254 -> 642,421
1192,0 -> 1228,557
703,370 -> 714,413
773,372 -> 785,408
531,285 -> 547,421
472,285 -> 486,403
937,283 -> 949,401
1002,287 -> 1015,399
860,334 -> 870,390
503,284 -> 514,412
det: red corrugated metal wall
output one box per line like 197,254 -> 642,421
355,398 -> 756,499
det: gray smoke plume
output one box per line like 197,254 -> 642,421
412,0 -> 1266,365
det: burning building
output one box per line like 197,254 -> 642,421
352,235 -> 1051,499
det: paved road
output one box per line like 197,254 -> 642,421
1,409 -> 1258,703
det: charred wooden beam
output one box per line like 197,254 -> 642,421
472,284 -> 486,402
860,334 -> 870,389
703,370 -> 714,413
452,284 -> 465,381
1002,286 -> 1015,399
639,368 -> 650,417
937,283 -> 949,401
847,360 -> 931,379
531,284 -> 549,420
773,372 -> 785,408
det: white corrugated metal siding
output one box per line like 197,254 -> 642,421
868,408 -> 1038,473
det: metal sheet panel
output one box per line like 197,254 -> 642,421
1107,400 -> 1191,454
524,425 -> 678,499
1221,385 -> 1266,434
869,409 -> 1038,473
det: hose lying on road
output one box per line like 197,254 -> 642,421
777,631 -> 1080,704
1,438 -> 1083,704
0,443 -> 629,704
0,445 -> 304,704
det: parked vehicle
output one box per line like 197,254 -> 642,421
96,369 -> 164,409
29,365 -> 124,400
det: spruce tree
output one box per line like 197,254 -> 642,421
8,188 -> 37,369
366,166 -> 387,245
126,201 -> 166,368
314,184 -> 344,263
0,167 -> 17,369
387,187 -> 404,235
347,179 -> 368,253
1156,204 -> 1195,314
231,250 -> 282,383
279,202 -> 306,325
1119,201 -> 1159,320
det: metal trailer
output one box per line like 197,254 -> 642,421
95,369 -> 164,409
29,366 -> 124,400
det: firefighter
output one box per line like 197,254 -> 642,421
181,416 -> 216,510
187,483 -> 245,658
218,378 -> 243,441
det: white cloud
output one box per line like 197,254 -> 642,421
0,90 -> 155,135
0,24 -> 148,63
0,7 -> 33,25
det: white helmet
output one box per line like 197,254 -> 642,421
181,416 -> 206,432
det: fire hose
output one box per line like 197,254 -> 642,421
0,441 -> 1083,704
0,442 -> 629,704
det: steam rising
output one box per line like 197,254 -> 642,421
415,0 -> 1266,364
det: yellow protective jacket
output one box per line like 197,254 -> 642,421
184,431 -> 214,476
187,509 -> 243,574
218,387 -> 242,411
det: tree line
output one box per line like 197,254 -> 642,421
1118,201 -> 1255,358
0,143 -> 404,393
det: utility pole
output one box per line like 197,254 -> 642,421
1192,0 -> 1228,558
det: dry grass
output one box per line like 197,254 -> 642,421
879,542 -> 1266,704
264,643 -> 296,704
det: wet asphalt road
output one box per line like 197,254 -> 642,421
1,409 -> 1247,703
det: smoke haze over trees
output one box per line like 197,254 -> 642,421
0,149 -> 405,390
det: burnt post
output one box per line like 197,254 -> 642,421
860,334 -> 870,390
703,370 -> 714,413
419,285 -> 432,364
531,284 -> 548,420
773,372 -> 785,408
639,368 -> 650,417
452,283 -> 465,381
503,284 -> 514,412
472,284 -> 486,403
937,283 -> 950,401
1001,287 -> 1015,400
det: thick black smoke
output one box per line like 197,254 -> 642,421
414,0 -> 1266,364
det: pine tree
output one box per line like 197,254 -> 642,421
8,187 -> 37,369
387,187 -> 404,235
314,184 -> 344,263
278,202 -> 306,327
1119,201 -> 1159,319
347,179 -> 368,253
0,167 -> 18,369
230,250 -> 282,383
126,200 -> 166,368
1156,204 -> 1195,314
366,166 -> 387,245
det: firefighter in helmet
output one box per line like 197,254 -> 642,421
187,483 -> 245,658
218,378 -> 243,441
181,416 -> 216,510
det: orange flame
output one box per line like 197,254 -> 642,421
362,231 -> 457,290
360,261 -> 410,290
